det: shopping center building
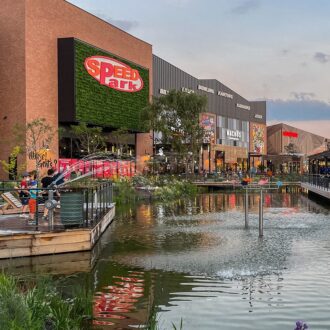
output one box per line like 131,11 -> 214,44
0,0 -> 153,178
0,0 -> 267,178
153,55 -> 267,172
266,123 -> 328,173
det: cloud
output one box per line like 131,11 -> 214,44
313,52 -> 330,64
290,92 -> 315,101
267,98 -> 330,122
93,13 -> 139,31
231,0 -> 260,14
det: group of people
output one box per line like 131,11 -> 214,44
16,168 -> 63,224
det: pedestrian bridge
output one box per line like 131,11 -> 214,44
301,175 -> 330,200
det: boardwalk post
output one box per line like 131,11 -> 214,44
259,189 -> 263,237
48,189 -> 54,230
244,189 -> 249,228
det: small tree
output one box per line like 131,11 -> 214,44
109,127 -> 130,155
0,118 -> 55,179
0,146 -> 25,180
284,143 -> 299,155
70,122 -> 105,155
142,90 -> 207,174
25,118 -> 55,178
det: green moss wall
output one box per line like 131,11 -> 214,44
74,40 -> 149,132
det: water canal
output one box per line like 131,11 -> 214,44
2,192 -> 330,329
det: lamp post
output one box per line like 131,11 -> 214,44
208,143 -> 211,173
201,145 -> 204,174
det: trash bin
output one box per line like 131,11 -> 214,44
60,191 -> 84,226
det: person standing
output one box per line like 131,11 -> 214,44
41,168 -> 55,221
28,174 -> 38,224
17,172 -> 30,218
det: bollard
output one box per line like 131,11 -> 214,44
244,189 -> 249,228
259,189 -> 263,237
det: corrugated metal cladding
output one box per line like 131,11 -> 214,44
153,55 -> 266,124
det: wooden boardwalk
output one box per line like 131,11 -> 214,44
193,181 -> 301,188
301,182 -> 330,200
0,205 -> 115,259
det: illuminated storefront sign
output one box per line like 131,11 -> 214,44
198,85 -> 215,94
236,103 -> 251,110
226,129 -> 242,140
250,123 -> 266,154
200,113 -> 216,144
218,91 -> 233,99
84,56 -> 143,92
283,131 -> 298,138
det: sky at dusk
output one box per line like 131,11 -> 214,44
67,0 -> 330,138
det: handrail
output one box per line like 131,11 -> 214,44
0,182 -> 113,231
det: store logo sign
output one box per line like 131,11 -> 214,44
283,131 -> 298,138
236,103 -> 251,110
84,56 -> 143,92
227,129 -> 242,140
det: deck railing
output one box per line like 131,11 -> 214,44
0,181 -> 113,231
301,174 -> 330,191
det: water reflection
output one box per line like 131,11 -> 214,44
93,271 -> 145,327
92,192 -> 330,329
2,192 -> 329,329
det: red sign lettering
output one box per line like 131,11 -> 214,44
84,56 -> 143,93
283,131 -> 298,138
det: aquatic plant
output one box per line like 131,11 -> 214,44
295,320 -> 308,330
145,304 -> 183,330
0,273 -> 92,330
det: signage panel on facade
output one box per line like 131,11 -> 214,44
250,122 -> 266,154
85,56 -> 143,92
70,39 -> 149,132
237,103 -> 251,110
181,87 -> 195,94
218,91 -> 233,99
283,131 -> 298,138
254,114 -> 263,119
198,85 -> 215,94
200,113 -> 216,144
226,129 -> 242,140
159,88 -> 169,95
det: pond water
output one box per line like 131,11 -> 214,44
3,191 -> 330,329
91,192 -> 330,329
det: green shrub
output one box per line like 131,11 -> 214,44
0,273 -> 92,330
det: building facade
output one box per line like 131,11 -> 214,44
153,55 -> 267,172
267,123 -> 328,173
0,0 -> 153,178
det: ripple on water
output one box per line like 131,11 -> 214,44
99,193 -> 330,329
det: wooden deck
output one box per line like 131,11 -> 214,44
0,204 -> 115,259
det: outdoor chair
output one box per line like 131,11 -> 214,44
0,192 -> 23,214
